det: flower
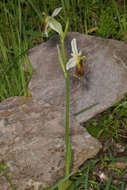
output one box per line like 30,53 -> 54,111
66,38 -> 86,78
42,7 -> 63,37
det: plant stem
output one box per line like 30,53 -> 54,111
61,37 -> 71,176
61,38 -> 66,63
65,74 -> 71,176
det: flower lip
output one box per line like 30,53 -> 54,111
66,57 -> 76,70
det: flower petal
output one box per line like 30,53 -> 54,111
71,38 -> 78,54
66,58 -> 76,70
52,7 -> 62,17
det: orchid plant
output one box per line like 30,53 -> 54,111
42,7 -> 86,189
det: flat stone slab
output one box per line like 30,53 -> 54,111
0,97 -> 101,189
28,32 -> 127,123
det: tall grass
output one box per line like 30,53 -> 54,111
0,0 -> 126,102
0,0 -> 126,101
0,0 -> 32,101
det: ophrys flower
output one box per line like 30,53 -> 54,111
42,7 -> 63,37
66,38 -> 86,79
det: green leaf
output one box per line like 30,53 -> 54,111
104,175 -> 112,190
0,34 -> 8,63
84,167 -> 90,190
58,180 -> 73,190
50,172 -> 75,190
57,45 -> 67,78
27,0 -> 42,22
25,30 -> 42,37
63,19 -> 69,40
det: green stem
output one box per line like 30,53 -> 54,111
65,74 -> 71,176
61,38 -> 67,63
61,37 -> 71,176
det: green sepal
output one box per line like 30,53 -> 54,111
49,17 -> 63,37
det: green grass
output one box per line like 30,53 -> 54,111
84,95 -> 127,142
0,0 -> 33,101
48,139 -> 127,190
0,0 -> 127,101
0,0 -> 127,189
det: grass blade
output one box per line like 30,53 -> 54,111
73,103 -> 98,116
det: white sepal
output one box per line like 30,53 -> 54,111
52,7 -> 62,17
71,38 -> 78,55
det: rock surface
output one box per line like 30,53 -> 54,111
1,32 -> 127,190
29,32 -> 127,123
0,97 -> 101,190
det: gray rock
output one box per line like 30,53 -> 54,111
0,97 -> 101,189
29,32 -> 127,123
